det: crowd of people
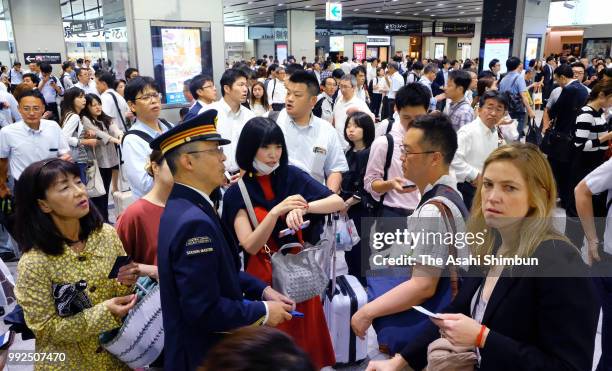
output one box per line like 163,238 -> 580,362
0,49 -> 607,371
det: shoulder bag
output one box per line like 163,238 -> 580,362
100,277 -> 163,369
238,179 -> 329,303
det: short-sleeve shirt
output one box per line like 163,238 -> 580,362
387,72 -> 404,100
276,110 -> 349,184
584,158 -> 612,253
0,120 -> 70,180
116,198 -> 164,265
499,71 -> 527,113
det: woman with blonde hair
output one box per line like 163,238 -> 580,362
366,143 -> 599,371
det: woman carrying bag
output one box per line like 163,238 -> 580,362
81,94 -> 123,222
222,117 -> 344,369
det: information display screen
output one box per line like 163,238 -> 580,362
483,38 -> 511,74
151,21 -> 213,106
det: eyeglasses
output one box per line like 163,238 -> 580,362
399,145 -> 437,156
201,85 -> 215,90
135,92 -> 162,103
481,105 -> 506,114
186,147 -> 224,157
21,106 -> 43,113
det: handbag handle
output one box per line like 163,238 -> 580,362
238,178 -> 259,228
277,241 -> 329,254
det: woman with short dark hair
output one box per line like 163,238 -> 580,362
13,159 -> 139,370
341,111 -> 375,282
222,117 -> 344,368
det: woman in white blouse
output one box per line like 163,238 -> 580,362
81,93 -> 123,222
249,81 -> 271,117
59,87 -> 97,184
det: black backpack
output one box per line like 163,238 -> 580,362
365,117 -> 395,215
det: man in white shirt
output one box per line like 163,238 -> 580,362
0,90 -> 21,127
367,58 -> 379,85
384,62 -> 405,120
333,75 -> 374,150
183,74 -> 217,122
0,89 -> 71,193
96,72 -> 129,132
451,90 -> 507,208
38,63 -> 64,122
419,63 -> 444,111
266,65 -> 287,111
313,62 -> 322,84
352,66 -> 370,104
341,57 -> 352,75
313,77 -> 337,124
274,71 -> 348,191
210,68 -> 255,174
122,76 -> 173,200
75,68 -> 99,96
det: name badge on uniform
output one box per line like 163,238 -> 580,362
313,146 -> 327,155
184,236 -> 214,256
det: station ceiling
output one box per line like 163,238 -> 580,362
223,0 -> 484,26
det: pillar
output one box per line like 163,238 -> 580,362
479,0 -> 550,71
287,10 -> 315,61
9,0 -> 66,74
124,0 -> 225,87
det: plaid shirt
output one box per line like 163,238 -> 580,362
444,98 -> 474,131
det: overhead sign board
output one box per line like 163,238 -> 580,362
70,18 -> 104,33
24,53 -> 62,65
325,2 -> 342,21
366,36 -> 391,46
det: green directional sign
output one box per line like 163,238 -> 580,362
326,2 -> 342,21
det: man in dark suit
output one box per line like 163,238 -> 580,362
152,110 -> 293,370
542,56 -> 556,105
183,74 -> 217,122
547,63 -> 589,209
432,59 -> 450,97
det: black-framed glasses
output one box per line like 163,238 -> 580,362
399,145 -> 437,156
186,147 -> 224,157
201,84 -> 215,90
135,92 -> 162,103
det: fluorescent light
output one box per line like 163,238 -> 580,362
305,5 -> 311,8
424,8 -> 430,11
354,8 -> 359,11
375,10 -> 381,12
460,11 -> 465,14
395,11 -> 401,14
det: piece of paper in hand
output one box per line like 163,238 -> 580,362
413,305 -> 444,319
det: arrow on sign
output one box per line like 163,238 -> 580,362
25,55 -> 35,63
331,6 -> 340,17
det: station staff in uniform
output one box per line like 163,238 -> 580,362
151,110 -> 294,371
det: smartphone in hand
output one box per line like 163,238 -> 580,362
108,256 -> 133,279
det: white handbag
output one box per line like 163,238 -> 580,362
85,155 -> 105,198
112,160 -> 134,215
100,277 -> 164,369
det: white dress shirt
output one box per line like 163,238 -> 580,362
121,119 -> 173,199
451,117 -> 499,183
266,79 -> 287,105
0,120 -> 70,180
210,98 -> 255,172
0,91 -> 21,127
75,80 -> 99,96
332,94 -> 374,150
275,110 -> 349,184
101,89 -> 129,132
387,71 -> 404,100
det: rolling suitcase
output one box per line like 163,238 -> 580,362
323,274 -> 368,365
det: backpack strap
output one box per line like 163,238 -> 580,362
426,199 -> 460,299
377,132 -> 394,211
121,130 -> 154,145
108,91 -> 128,130
268,110 -> 280,122
159,118 -> 173,130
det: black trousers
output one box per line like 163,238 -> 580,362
91,167 -> 113,222
370,93 -> 383,118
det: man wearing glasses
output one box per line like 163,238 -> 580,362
122,76 -> 173,200
451,90 -> 509,209
151,110 -> 293,370
183,74 -> 217,122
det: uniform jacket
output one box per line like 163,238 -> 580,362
158,183 -> 267,371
